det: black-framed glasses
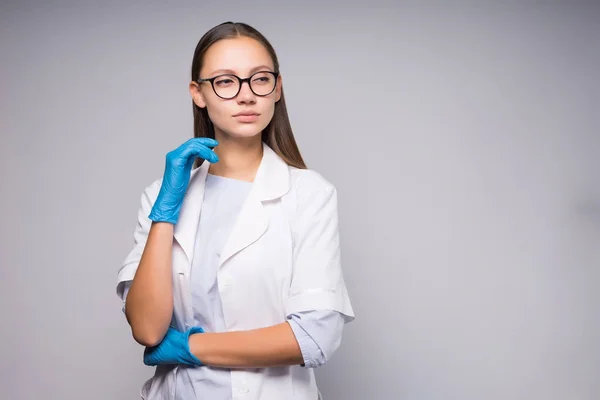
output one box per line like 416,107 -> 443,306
196,71 -> 279,100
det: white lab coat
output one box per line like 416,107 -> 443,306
117,143 -> 355,400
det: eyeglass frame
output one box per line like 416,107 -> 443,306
196,70 -> 280,100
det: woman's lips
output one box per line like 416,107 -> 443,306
233,112 -> 260,123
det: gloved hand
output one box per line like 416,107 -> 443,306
148,137 -> 219,224
143,326 -> 204,366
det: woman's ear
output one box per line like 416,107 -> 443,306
189,81 -> 207,108
275,75 -> 282,102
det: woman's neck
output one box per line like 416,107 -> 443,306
208,133 -> 263,182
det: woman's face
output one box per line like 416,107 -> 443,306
190,36 -> 282,141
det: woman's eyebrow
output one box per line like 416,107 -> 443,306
208,65 -> 274,76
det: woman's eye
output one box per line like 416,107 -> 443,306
215,79 -> 234,86
253,77 -> 271,84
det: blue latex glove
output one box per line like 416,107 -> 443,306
148,137 -> 219,224
143,326 -> 204,366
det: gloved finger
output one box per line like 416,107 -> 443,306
143,347 -> 157,366
193,137 -> 219,148
175,137 -> 218,151
171,137 -> 217,157
179,141 -> 219,164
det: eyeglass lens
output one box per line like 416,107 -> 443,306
213,72 -> 276,98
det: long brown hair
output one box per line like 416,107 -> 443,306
191,21 -> 306,169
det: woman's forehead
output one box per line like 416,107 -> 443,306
202,37 -> 274,76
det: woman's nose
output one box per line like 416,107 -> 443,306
236,81 -> 256,104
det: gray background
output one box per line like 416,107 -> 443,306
1,1 -> 599,399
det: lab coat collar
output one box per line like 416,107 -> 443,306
252,142 -> 292,201
173,142 -> 291,264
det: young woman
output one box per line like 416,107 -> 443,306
116,21 -> 355,400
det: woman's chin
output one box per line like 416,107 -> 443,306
223,125 -> 265,140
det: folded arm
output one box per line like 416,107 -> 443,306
188,321 -> 303,368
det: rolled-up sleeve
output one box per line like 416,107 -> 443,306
283,179 -> 355,321
287,310 -> 346,368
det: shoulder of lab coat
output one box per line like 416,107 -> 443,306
284,167 -> 355,322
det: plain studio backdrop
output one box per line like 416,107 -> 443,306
1,1 -> 599,399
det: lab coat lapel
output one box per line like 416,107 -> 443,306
173,160 -> 210,266
218,187 -> 267,267
218,143 -> 291,267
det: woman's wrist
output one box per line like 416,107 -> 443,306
188,332 -> 208,363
